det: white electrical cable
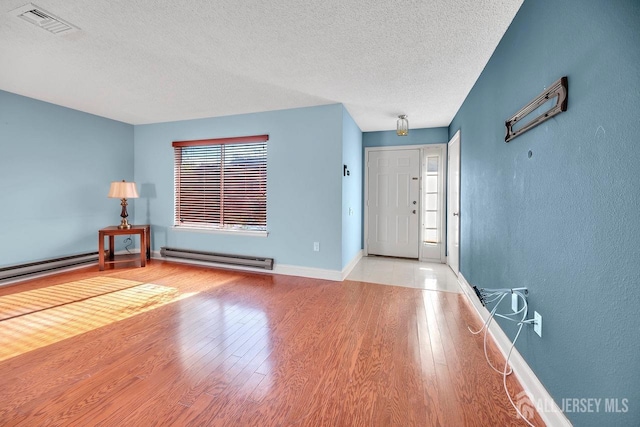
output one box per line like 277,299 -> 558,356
468,293 -> 507,334
468,287 -> 539,426
467,292 -> 514,375
502,292 -> 537,427
484,294 -> 508,304
482,302 -> 514,375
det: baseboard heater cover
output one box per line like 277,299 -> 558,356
0,252 -> 98,281
160,247 -> 274,270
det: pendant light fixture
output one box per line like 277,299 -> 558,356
397,115 -> 409,136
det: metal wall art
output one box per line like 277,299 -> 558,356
505,76 -> 568,143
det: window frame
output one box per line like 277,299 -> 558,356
172,134 -> 269,236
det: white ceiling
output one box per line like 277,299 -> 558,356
0,0 -> 523,131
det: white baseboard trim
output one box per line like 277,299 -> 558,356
341,250 -> 363,281
275,264 -> 342,281
457,273 -> 571,427
152,251 -> 344,281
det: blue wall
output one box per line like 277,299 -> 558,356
449,0 -> 640,425
363,127 -> 448,148
134,104 -> 346,271
0,90 -> 134,267
341,107 -> 363,269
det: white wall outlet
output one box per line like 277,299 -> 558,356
534,311 -> 542,337
313,242 -> 320,252
511,293 -> 519,313
349,207 -> 353,216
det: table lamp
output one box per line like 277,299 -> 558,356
108,180 -> 139,229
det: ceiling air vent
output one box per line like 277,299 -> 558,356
11,3 -> 79,35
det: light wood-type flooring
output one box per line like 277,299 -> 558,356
0,260 -> 544,426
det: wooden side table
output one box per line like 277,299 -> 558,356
98,225 -> 151,271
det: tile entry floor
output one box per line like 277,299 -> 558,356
347,256 -> 461,293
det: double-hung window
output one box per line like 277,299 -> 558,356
172,135 -> 268,233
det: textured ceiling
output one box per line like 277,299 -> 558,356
0,0 -> 523,131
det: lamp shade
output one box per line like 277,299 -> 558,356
108,180 -> 139,199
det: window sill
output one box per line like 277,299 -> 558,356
172,226 -> 269,237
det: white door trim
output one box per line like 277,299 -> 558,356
446,130 -> 461,275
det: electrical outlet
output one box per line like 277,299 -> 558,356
313,242 -> 320,252
511,293 -> 519,313
349,207 -> 353,216
534,311 -> 542,337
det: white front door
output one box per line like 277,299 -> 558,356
447,131 -> 461,275
367,149 -> 420,258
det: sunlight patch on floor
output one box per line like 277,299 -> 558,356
0,276 -> 143,321
0,279 -> 197,362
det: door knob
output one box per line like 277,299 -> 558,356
413,201 -> 417,205
453,212 -> 459,216
412,210 -> 416,214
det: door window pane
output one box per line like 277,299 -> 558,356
425,229 -> 437,243
426,175 -> 438,193
426,193 -> 437,211
425,211 -> 437,228
427,156 -> 439,173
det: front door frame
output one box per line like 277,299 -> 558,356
365,144 -> 445,259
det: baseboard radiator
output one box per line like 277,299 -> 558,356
0,252 -> 98,282
160,247 -> 274,270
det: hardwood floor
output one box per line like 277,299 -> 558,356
0,261 -> 544,426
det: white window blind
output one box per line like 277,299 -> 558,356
173,135 -> 268,231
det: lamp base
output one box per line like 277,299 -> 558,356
117,197 -> 131,229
